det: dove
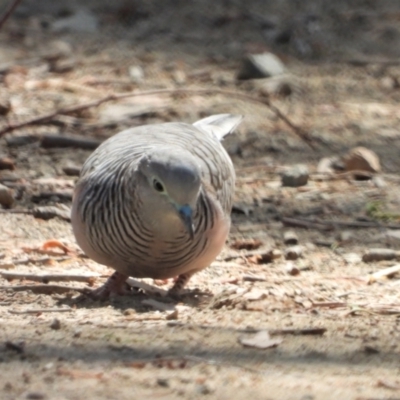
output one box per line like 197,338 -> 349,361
71,114 -> 242,298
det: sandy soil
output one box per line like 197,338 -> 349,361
0,1 -> 400,399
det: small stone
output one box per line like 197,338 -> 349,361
172,70 -> 186,85
281,165 -> 309,187
26,392 -> 46,399
129,65 -> 144,83
0,99 -> 11,115
0,157 -> 15,170
380,76 -> 399,90
285,245 -> 303,260
343,147 -> 380,173
337,230 -> 354,243
40,40 -> 73,62
50,318 -> 61,330
237,52 -> 286,80
49,58 -> 76,73
62,163 -> 81,176
0,184 -> 14,208
283,230 -> 298,245
342,253 -> 362,264
194,383 -> 213,395
73,329 -> 82,338
285,262 -> 300,275
372,175 -> 386,188
317,157 -> 335,174
32,206 -> 71,221
258,75 -> 293,97
157,378 -> 169,388
166,309 -> 179,320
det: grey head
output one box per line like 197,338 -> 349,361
137,148 -> 202,239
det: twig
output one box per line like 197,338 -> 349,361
0,0 -> 23,30
376,378 -> 400,390
0,89 -> 313,148
0,284 -> 86,295
367,264 -> 400,283
9,307 -> 72,314
281,217 -> 333,231
281,216 -> 400,231
269,327 -> 327,336
311,301 -> 347,308
1,271 -> 101,284
40,134 -> 102,150
3,256 -> 71,266
0,206 -> 71,221
31,190 -> 73,202
242,273 -> 267,282
126,277 -> 168,296
166,321 -> 326,336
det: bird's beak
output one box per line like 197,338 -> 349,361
178,205 -> 194,240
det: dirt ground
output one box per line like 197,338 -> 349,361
1,1 -> 400,399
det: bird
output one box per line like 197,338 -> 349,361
71,113 -> 243,299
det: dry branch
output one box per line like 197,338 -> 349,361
281,216 -> 400,231
0,89 -> 313,148
9,307 -> 72,314
367,264 -> 400,283
40,134 -> 102,150
0,284 -> 86,295
0,0 -> 23,30
1,271 -> 100,284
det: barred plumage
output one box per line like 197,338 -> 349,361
71,114 -> 242,298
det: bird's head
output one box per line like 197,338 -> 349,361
138,149 -> 201,239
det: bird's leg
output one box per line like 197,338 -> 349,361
88,271 -> 129,300
168,272 -> 194,297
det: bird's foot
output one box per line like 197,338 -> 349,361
85,272 -> 129,300
167,272 -> 194,300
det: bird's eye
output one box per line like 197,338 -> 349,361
153,179 -> 165,192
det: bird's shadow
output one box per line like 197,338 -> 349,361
57,285 -> 212,313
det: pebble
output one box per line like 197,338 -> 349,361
285,245 -> 304,260
317,157 -> 335,174
129,65 -> 145,83
0,98 -> 11,115
380,75 -> 399,90
0,184 -> 14,207
342,253 -> 362,264
283,230 -> 299,245
237,52 -> 286,80
32,205 -> 71,221
50,318 -> 61,330
25,392 -> 46,400
281,164 -> 309,187
40,40 -> 73,62
62,163 -> 81,176
258,75 -> 293,97
194,383 -> 213,395
0,157 -> 15,170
